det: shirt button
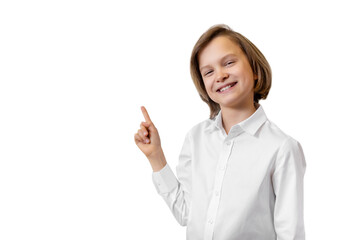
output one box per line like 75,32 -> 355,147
226,141 -> 231,146
219,165 -> 225,171
208,219 -> 213,224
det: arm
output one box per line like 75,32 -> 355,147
272,137 -> 307,240
151,131 -> 192,226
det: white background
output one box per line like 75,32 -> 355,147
1,0 -> 359,239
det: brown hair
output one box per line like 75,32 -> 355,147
190,24 -> 272,119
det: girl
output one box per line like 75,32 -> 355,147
134,24 -> 306,240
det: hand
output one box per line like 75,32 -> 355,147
134,106 -> 163,159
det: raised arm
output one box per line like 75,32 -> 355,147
152,130 -> 193,226
134,106 -> 192,226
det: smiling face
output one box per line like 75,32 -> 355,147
198,35 -> 257,110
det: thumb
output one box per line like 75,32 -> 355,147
143,121 -> 156,132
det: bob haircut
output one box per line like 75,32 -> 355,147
190,24 -> 272,119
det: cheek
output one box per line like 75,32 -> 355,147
203,83 -> 216,99
203,81 -> 212,93
205,86 -> 212,96
234,64 -> 252,77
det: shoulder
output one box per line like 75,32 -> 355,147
277,136 -> 305,161
262,121 -> 307,174
261,119 -> 303,149
185,117 -> 214,139
265,120 -> 305,163
274,135 -> 306,175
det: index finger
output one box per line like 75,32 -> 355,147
141,106 -> 152,123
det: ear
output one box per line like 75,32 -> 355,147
253,75 -> 258,88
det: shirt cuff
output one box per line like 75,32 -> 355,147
152,163 -> 178,194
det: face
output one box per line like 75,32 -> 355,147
198,36 -> 257,110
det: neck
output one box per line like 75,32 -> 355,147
221,102 -> 259,135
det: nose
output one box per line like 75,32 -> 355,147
215,69 -> 229,82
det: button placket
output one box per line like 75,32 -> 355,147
204,139 -> 234,240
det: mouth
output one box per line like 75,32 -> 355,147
217,82 -> 238,93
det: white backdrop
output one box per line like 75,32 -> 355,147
1,0 -> 359,239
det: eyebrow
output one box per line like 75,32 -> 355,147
199,53 -> 237,72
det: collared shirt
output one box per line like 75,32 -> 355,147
152,104 -> 306,240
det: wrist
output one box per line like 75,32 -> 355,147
148,149 -> 167,172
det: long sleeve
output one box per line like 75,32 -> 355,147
152,130 -> 193,226
272,137 -> 307,240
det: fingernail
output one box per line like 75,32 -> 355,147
143,131 -> 147,136
145,139 -> 150,143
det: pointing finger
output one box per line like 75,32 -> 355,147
141,106 -> 152,123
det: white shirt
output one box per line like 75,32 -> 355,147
152,104 -> 306,240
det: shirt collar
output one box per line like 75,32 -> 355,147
206,104 -> 268,136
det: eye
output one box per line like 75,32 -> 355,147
204,70 -> 213,76
226,61 -> 234,66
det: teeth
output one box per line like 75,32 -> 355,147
220,84 -> 233,92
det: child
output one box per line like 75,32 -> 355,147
134,24 -> 306,240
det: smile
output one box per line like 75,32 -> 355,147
217,82 -> 237,93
